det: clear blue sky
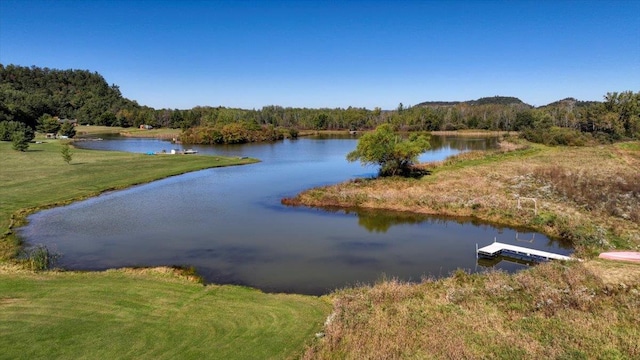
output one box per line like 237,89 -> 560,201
1,0 -> 638,110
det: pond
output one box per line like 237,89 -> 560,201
18,135 -> 572,295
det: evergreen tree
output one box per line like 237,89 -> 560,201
60,122 -> 76,138
37,114 -> 60,134
61,143 -> 73,164
11,130 -> 29,151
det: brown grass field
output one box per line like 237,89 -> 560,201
304,260 -> 640,359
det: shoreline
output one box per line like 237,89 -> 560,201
283,140 -> 640,257
0,139 -> 257,260
429,130 -> 517,136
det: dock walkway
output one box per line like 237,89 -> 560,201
477,241 -> 573,262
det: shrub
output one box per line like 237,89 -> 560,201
1,121 -> 35,151
180,123 -> 291,144
347,124 -> 430,177
11,131 -> 29,151
522,127 -> 593,146
60,121 -> 76,138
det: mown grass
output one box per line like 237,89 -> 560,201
305,260 -> 640,359
0,266 -> 330,359
0,139 -> 257,259
119,127 -> 182,139
285,139 -> 640,256
74,125 -> 126,136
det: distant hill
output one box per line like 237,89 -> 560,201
416,96 -> 604,110
414,101 -> 462,107
416,96 -> 530,108
540,97 -> 600,109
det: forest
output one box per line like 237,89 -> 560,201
1,64 -> 638,146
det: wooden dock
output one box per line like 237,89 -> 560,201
477,241 -> 573,262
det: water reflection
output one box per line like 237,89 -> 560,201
321,208 -> 438,233
476,255 -> 538,268
428,135 -> 499,151
343,207 -> 573,248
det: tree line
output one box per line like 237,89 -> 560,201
1,64 -> 638,148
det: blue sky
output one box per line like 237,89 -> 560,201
1,0 -> 638,110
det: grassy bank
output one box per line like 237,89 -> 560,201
285,139 -> 640,256
0,139 -> 256,259
304,260 -> 640,359
75,125 -> 182,139
118,127 -> 182,139
430,130 -> 517,136
0,266 -> 330,359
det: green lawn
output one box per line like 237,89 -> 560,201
0,268 -> 330,359
0,139 -> 256,258
0,139 -> 330,358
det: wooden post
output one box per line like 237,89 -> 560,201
516,196 -> 538,215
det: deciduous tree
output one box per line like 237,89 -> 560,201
347,124 -> 430,177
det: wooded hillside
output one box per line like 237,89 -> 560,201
0,64 -> 140,128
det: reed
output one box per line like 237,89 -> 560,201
20,244 -> 60,271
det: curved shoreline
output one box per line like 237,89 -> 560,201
283,140 -> 640,256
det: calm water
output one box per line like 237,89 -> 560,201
19,135 -> 572,295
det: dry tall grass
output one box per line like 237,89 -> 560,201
305,261 -> 640,359
531,166 -> 640,223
